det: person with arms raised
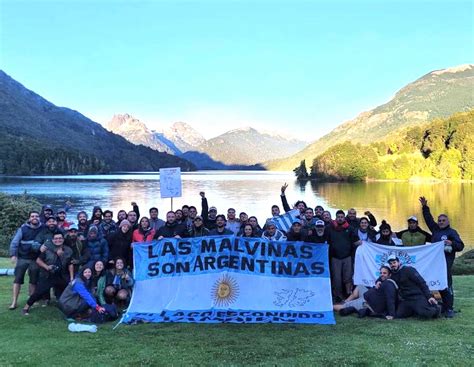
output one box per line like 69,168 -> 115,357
419,196 -> 464,318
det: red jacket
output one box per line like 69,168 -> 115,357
132,228 -> 155,243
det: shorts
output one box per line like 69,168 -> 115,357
343,286 -> 368,310
14,258 -> 39,285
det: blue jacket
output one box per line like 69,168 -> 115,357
59,278 -> 97,316
86,237 -> 109,263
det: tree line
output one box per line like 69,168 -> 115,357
296,110 -> 474,181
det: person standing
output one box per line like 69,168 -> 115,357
327,210 -> 359,302
419,196 -> 464,318
8,211 -> 43,310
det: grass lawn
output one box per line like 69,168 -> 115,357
0,266 -> 472,366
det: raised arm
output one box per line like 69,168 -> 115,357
365,211 -> 377,227
280,183 -> 291,213
419,197 -> 439,234
131,202 -> 140,221
200,192 -> 209,219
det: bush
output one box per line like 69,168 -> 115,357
453,249 -> 474,275
0,192 -> 41,257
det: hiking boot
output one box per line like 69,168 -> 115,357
339,306 -> 357,316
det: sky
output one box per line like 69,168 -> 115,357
0,0 -> 472,140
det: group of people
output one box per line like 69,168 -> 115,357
8,185 -> 464,322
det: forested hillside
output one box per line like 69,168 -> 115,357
307,110 -> 474,181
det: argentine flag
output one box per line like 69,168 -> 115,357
269,209 -> 300,233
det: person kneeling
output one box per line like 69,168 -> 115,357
104,257 -> 134,311
59,266 -> 117,323
388,255 -> 441,319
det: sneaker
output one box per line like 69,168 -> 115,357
22,308 -> 30,316
339,306 -> 357,316
445,309 -> 455,318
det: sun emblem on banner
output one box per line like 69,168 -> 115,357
211,274 -> 240,307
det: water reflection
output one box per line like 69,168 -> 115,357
309,181 -> 473,249
0,173 -> 471,250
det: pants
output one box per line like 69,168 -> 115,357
440,270 -> 453,311
396,297 -> 439,319
331,256 -> 353,298
26,275 -> 68,307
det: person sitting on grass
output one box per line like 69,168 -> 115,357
104,257 -> 134,310
91,260 -> 107,306
58,266 -> 106,319
334,265 -> 397,320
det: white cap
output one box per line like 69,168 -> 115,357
407,216 -> 418,222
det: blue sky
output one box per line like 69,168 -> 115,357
1,0 -> 472,139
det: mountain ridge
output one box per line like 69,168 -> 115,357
267,64 -> 474,170
0,70 -> 195,174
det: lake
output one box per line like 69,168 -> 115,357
0,171 -> 472,250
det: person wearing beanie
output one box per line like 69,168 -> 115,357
85,225 -> 109,267
189,215 -> 210,238
376,220 -> 400,246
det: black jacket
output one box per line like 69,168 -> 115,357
155,222 -> 188,238
364,279 -> 398,317
107,230 -> 133,264
390,266 -> 431,301
327,222 -> 359,259
201,197 -> 217,230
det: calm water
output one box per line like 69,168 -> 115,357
0,171 -> 472,250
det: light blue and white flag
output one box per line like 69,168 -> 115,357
354,241 -> 447,290
120,236 -> 335,324
268,209 -> 300,233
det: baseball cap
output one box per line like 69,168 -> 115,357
67,225 -> 78,231
292,220 -> 302,225
387,254 -> 399,262
315,220 -> 325,227
407,216 -> 418,222
194,215 -> 203,221
209,206 -> 217,212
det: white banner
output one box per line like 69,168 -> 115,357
121,236 -> 335,324
353,241 -> 447,290
159,167 -> 182,198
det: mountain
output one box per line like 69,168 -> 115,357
163,121 -> 206,153
107,116 -> 206,155
268,64 -> 474,170
0,70 -> 195,174
181,127 -> 307,169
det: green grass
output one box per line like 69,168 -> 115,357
0,275 -> 472,366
